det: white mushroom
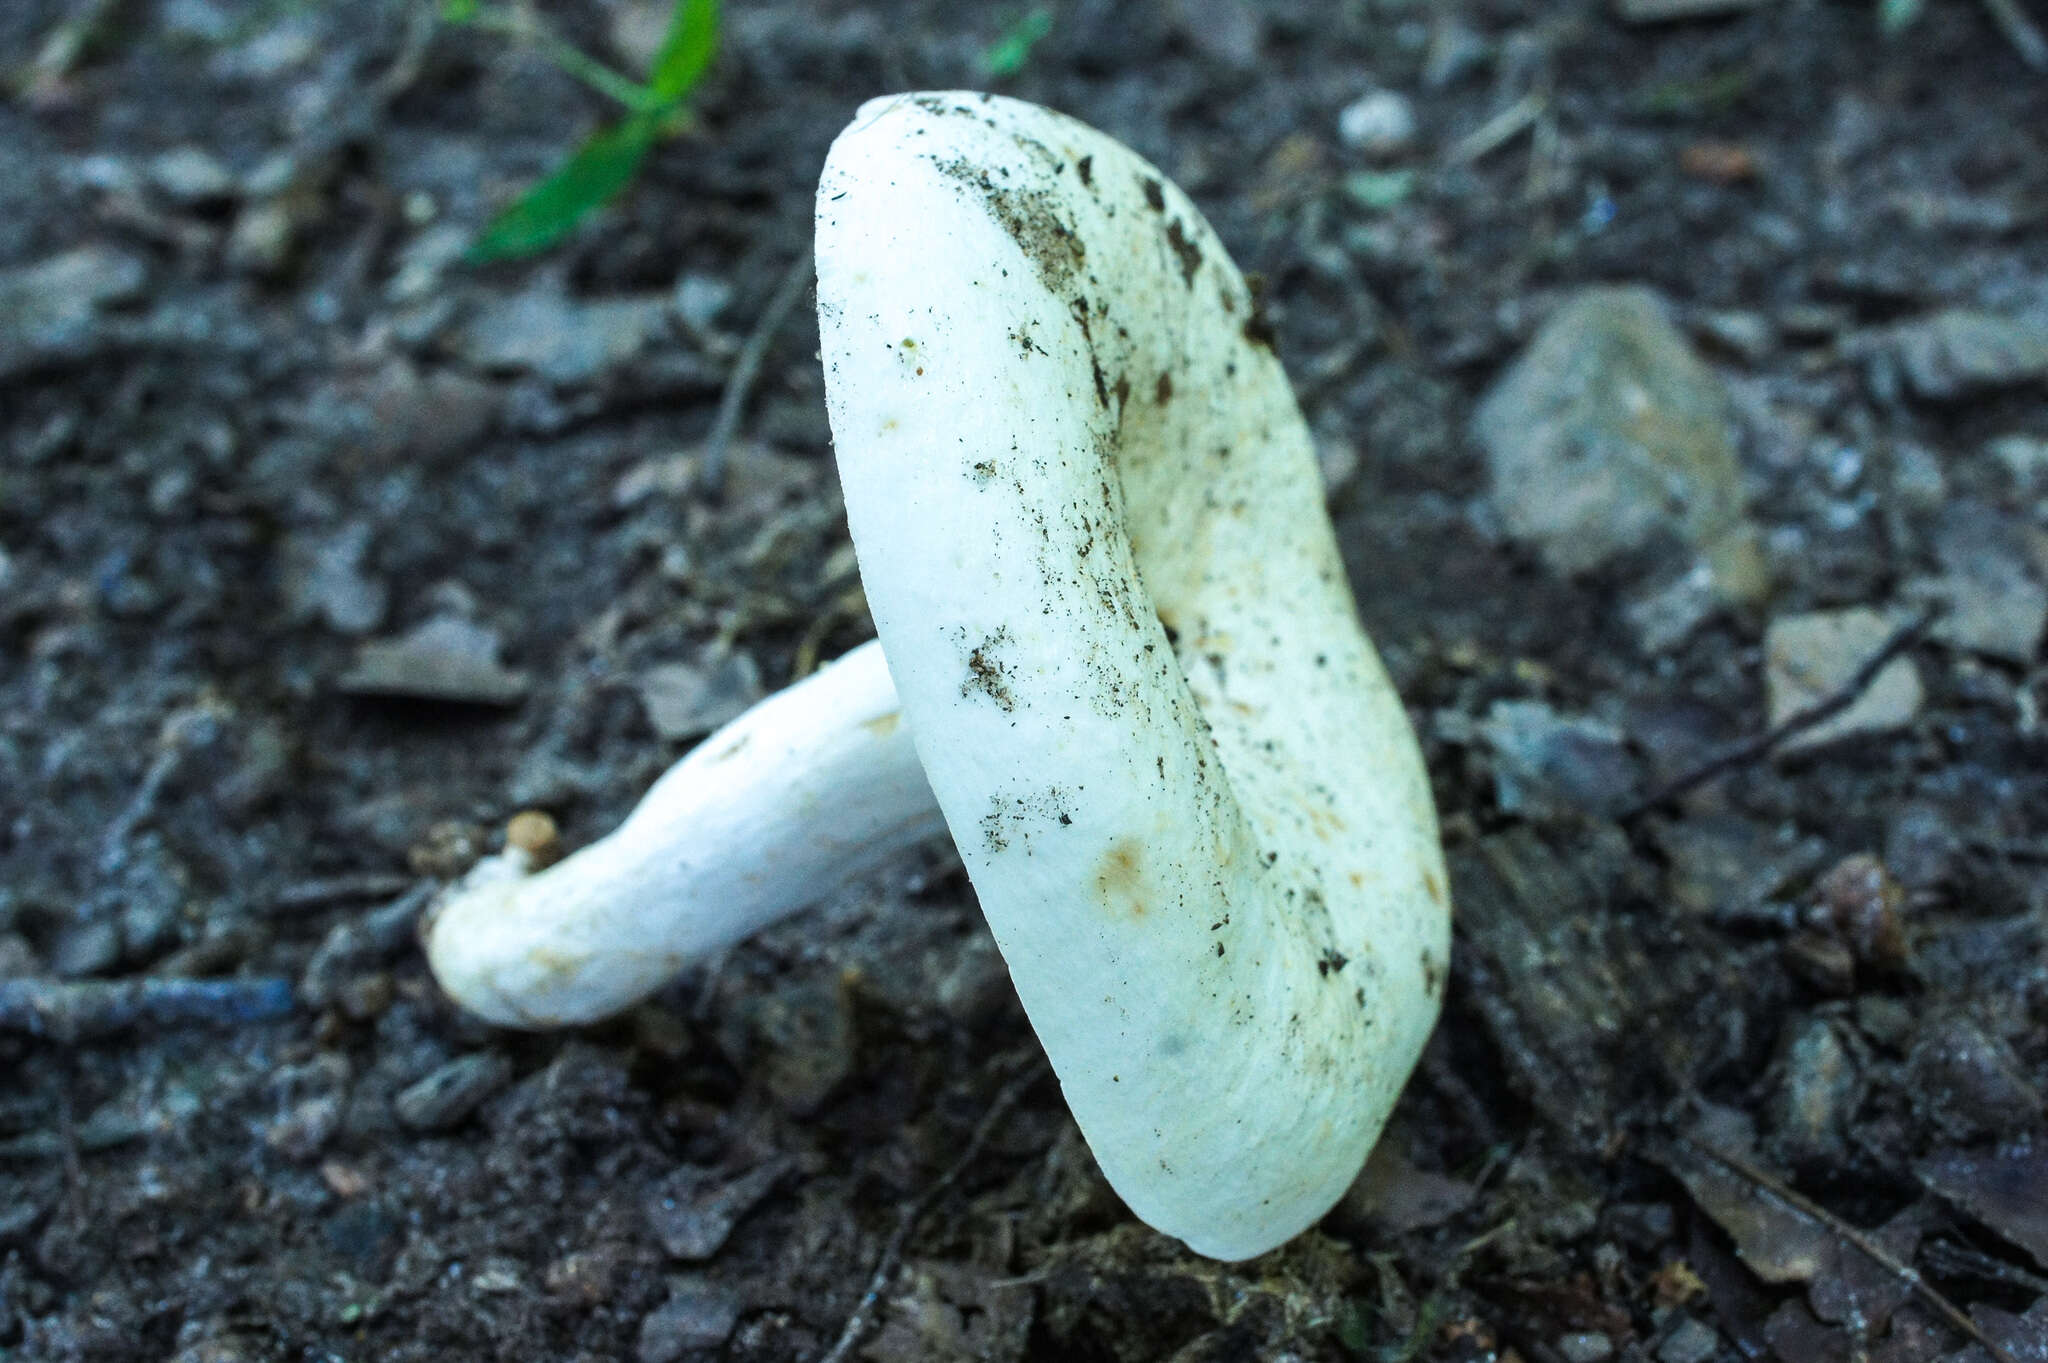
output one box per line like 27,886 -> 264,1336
425,91 -> 1449,1262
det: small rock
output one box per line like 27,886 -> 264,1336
727,975 -> 856,1115
1653,814 -> 1828,919
1906,504 -> 2047,663
1479,700 -> 1642,818
1989,433 -> 2048,490
671,273 -> 732,333
1558,1333 -> 1614,1363
1889,309 -> 2048,400
393,1052 -> 513,1132
281,522 -> 387,635
147,146 -> 236,205
645,1159 -> 793,1260
339,616 -> 528,706
1625,560 -> 1719,654
1693,309 -> 1774,364
1656,1317 -> 1720,1363
386,223 -> 472,304
1770,1017 -> 1858,1170
634,654 -> 764,742
1762,608 -> 1923,752
225,198 -> 300,277
0,246 -> 149,379
1810,853 -> 1907,973
457,283 -> 671,386
637,1280 -> 740,1363
1336,90 -> 1417,157
1904,1014 -> 2044,1142
1473,287 -> 1757,591
266,1092 -> 346,1162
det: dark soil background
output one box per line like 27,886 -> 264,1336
4,1 -> 2048,1360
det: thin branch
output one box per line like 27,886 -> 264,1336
1678,1138 -> 2019,1363
1979,0 -> 2048,69
813,1058 -> 1042,1363
699,246 -> 816,496
1623,605 -> 1940,821
0,976 -> 295,1043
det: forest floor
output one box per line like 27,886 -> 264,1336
3,1 -> 2047,1360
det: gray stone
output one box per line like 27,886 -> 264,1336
634,654 -> 764,741
1656,1317 -> 1720,1363
0,246 -> 149,378
637,1280 -> 740,1363
1336,90 -> 1417,157
1906,504 -> 2047,663
148,146 -> 236,205
281,522 -> 387,635
1890,309 -> 2048,400
393,1052 -> 513,1131
339,616 -> 528,706
457,283 -> 671,385
645,1159 -> 793,1260
1558,1333 -> 1614,1363
1479,700 -> 1642,819
1763,608 -> 1923,751
1473,287 -> 1759,592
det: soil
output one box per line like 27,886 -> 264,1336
3,1 -> 2047,1361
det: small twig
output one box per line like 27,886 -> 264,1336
813,1058 -> 1042,1363
0,976 -> 295,1043
699,246 -> 816,497
1447,92 -> 1546,165
269,872 -> 415,913
1678,1138 -> 2019,1363
1978,0 -> 2048,69
1623,606 -> 1940,821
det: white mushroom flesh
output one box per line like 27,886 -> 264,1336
423,639 -> 943,1026
817,92 -> 1449,1260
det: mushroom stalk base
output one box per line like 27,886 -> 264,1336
422,640 -> 943,1028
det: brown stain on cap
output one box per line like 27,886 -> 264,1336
1094,838 -> 1147,918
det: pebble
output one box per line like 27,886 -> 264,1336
457,283 -> 672,386
1904,1014 -> 2044,1142
1472,287 -> 1760,595
637,1279 -> 740,1363
1479,700 -> 1643,819
281,522 -> 387,635
1656,1317 -> 1721,1363
634,654 -> 764,742
1989,433 -> 2048,489
1770,1017 -> 1857,1169
393,1052 -> 513,1132
645,1159 -> 793,1260
0,246 -> 150,379
338,616 -> 528,706
1558,1332 -> 1614,1363
1906,504 -> 2047,663
1336,90 -> 1418,157
1653,814 -> 1828,919
147,146 -> 236,205
1762,608 -> 1923,751
1889,309 -> 2048,399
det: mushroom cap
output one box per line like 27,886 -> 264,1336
817,92 -> 1449,1260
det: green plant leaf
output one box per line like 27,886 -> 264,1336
440,0 -> 478,23
467,112 -> 659,263
982,8 -> 1052,78
648,0 -> 719,102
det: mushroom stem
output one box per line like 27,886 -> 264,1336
422,640 -> 943,1027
